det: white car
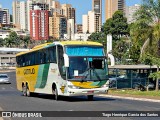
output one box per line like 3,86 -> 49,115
0,74 -> 10,84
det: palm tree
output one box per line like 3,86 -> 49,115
4,38 -> 14,48
132,0 -> 160,91
0,38 -> 4,47
23,36 -> 30,48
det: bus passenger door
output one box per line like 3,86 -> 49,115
57,45 -> 67,94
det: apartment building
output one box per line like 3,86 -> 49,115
105,0 -> 125,20
30,6 -> 49,40
126,4 -> 140,24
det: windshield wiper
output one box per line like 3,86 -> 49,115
80,68 -> 102,82
80,68 -> 91,82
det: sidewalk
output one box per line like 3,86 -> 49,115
0,69 -> 15,73
99,94 -> 160,103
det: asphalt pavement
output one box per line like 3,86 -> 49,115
0,71 -> 160,120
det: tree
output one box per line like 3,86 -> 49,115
112,37 -> 130,64
141,0 -> 160,23
0,38 -> 4,47
102,11 -> 129,40
129,44 -> 141,64
8,31 -> 18,47
4,38 -> 14,47
132,0 -> 160,91
101,18 -> 113,35
88,32 -> 103,41
22,36 -> 30,48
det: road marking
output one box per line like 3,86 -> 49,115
1,88 -> 5,90
68,110 -> 74,111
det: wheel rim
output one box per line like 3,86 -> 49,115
22,86 -> 27,96
55,88 -> 58,100
26,88 -> 30,97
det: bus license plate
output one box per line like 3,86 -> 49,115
88,91 -> 94,93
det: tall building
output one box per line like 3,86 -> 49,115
49,12 -> 67,40
13,0 -> 49,31
105,0 -> 125,20
126,4 -> 140,24
82,15 -> 88,33
20,1 -> 28,30
92,0 -> 102,14
31,3 -> 49,10
59,17 -> 67,39
49,1 -> 67,40
92,0 -> 102,32
51,1 -> 61,15
45,0 -> 54,10
27,0 -> 33,32
0,8 -> 10,24
61,4 -> 76,23
82,0 -> 102,34
30,6 -> 49,41
61,4 -> 76,35
82,10 -> 101,34
76,24 -> 83,34
12,0 -> 21,28
0,7 -> 3,24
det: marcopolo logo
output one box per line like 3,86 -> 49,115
24,68 -> 35,75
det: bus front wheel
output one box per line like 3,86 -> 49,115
26,87 -> 30,97
87,95 -> 94,101
22,85 -> 27,96
22,85 -> 30,97
53,87 -> 59,100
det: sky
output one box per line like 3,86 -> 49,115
0,0 -> 142,24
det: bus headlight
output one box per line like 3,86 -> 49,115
101,84 -> 108,88
68,85 -> 80,89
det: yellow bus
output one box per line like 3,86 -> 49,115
16,41 -> 109,100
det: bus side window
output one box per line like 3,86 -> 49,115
40,50 -> 43,64
46,48 -> 50,63
30,52 -> 35,65
35,51 -> 40,64
22,56 -> 25,67
48,46 -> 56,63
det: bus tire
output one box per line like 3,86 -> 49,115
53,87 -> 59,100
22,85 -> 27,96
87,95 -> 94,101
26,86 -> 30,97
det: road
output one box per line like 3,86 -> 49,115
0,71 -> 160,120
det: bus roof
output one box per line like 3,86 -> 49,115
60,41 -> 103,46
16,41 -> 103,56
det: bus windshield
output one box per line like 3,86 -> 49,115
68,57 -> 108,81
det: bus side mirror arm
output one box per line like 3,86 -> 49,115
63,54 -> 69,67
107,54 -> 115,67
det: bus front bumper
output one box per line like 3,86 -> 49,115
66,87 -> 108,96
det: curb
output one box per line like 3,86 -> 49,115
99,94 -> 160,103
0,70 -> 15,73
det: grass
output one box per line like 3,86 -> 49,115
108,89 -> 160,99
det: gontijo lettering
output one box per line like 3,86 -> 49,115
24,68 -> 35,75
